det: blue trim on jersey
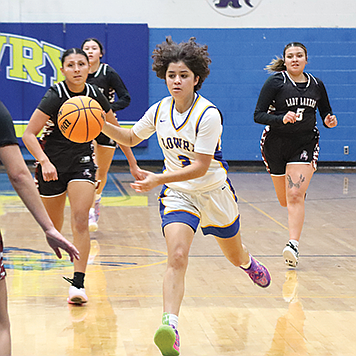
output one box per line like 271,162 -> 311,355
201,214 -> 240,239
154,100 -> 163,126
195,105 -> 217,135
159,184 -> 169,197
159,201 -> 200,233
214,149 -> 229,174
161,161 -> 167,174
171,93 -> 200,132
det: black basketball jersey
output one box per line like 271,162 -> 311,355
86,63 -> 130,112
37,81 -> 111,173
0,101 -> 18,147
254,71 -> 333,136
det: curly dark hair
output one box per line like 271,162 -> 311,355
152,36 -> 211,91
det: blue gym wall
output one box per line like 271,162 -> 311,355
1,26 -> 355,163
135,28 -> 356,164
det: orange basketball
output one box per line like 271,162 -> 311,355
58,96 -> 105,143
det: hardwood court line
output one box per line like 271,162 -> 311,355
5,244 -> 168,277
86,259 -> 167,273
83,244 -> 168,273
7,290 -> 356,299
105,173 -> 148,206
109,172 -> 129,195
185,254 -> 356,258
16,293 -> 351,300
238,195 -> 289,230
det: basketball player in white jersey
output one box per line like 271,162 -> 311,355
102,37 -> 271,356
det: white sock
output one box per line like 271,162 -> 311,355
289,240 -> 299,248
95,193 -> 102,202
240,255 -> 252,269
169,314 -> 178,329
163,313 -> 178,329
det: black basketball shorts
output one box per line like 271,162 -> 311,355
260,127 -> 320,176
35,164 -> 96,197
95,132 -> 117,148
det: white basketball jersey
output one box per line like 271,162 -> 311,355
133,93 -> 228,193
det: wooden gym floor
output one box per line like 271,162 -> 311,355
1,165 -> 355,356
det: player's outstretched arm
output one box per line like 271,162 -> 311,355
130,152 -> 212,193
103,112 -> 146,180
103,120 -> 146,179
102,121 -> 142,147
0,144 -> 79,262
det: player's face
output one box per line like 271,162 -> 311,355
166,61 -> 199,105
82,40 -> 102,64
284,46 -> 307,77
61,53 -> 90,91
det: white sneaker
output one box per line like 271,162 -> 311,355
283,242 -> 299,267
88,208 -> 98,232
68,285 -> 88,305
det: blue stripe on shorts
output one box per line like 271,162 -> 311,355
159,200 -> 200,233
201,214 -> 240,239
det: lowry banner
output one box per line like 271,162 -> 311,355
0,23 -> 149,147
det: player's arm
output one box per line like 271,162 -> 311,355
103,103 -> 156,148
317,80 -> 338,128
254,75 -> 285,126
131,152 -> 212,193
0,144 -> 79,262
103,112 -> 145,180
22,109 -> 58,181
108,70 -> 131,111
130,107 -> 219,193
102,119 -> 142,147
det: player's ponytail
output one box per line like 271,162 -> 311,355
265,57 -> 286,73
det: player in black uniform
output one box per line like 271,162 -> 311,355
22,48 -> 124,305
254,42 -> 337,267
81,38 -> 143,231
0,100 -> 79,355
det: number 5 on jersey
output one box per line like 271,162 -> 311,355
296,108 -> 305,121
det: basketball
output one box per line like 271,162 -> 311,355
58,96 -> 105,143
